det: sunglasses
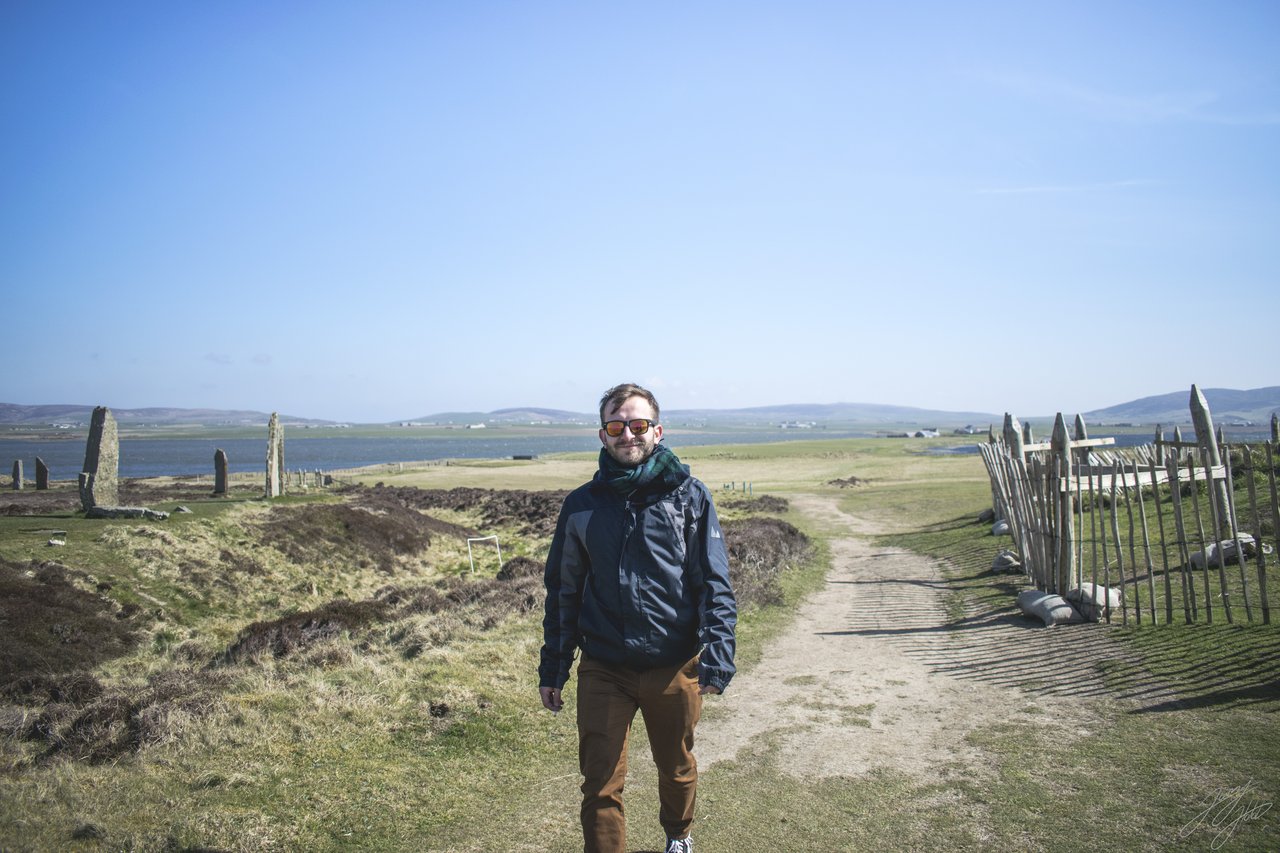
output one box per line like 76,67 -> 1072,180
602,419 -> 656,437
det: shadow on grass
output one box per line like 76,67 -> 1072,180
815,558 -> 1280,714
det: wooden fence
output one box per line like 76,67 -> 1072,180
979,386 -> 1277,625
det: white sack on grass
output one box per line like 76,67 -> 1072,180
1189,534 -> 1267,569
1064,583 -> 1122,622
1016,589 -> 1083,627
991,520 -> 1011,536
991,549 -> 1022,574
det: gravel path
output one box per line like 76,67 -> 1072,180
696,493 -> 1150,781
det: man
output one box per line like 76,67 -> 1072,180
540,383 -> 737,853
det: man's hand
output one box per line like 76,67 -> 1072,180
540,686 -> 563,713
698,685 -> 721,695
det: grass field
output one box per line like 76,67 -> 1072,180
1,436 -> 1276,851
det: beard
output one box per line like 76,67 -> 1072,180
604,437 -> 654,468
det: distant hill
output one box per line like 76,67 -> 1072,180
0,403 -> 331,427
664,402 -> 999,426
414,402 -> 1001,428
6,387 -> 1274,430
1083,386 -> 1280,425
406,407 -> 594,425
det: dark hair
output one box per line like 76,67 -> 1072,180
598,383 -> 660,424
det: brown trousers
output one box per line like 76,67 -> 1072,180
577,654 -> 702,853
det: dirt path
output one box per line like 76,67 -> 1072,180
696,493 -> 1160,782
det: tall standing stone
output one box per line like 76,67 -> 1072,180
265,413 -> 285,498
35,457 -> 49,490
10,460 -> 21,490
80,406 -> 119,510
213,448 -> 228,495
1190,384 -> 1232,532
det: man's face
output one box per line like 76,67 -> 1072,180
599,395 -> 663,468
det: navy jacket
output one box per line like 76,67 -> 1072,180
539,463 -> 737,693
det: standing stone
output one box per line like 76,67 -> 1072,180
79,406 -> 119,511
1190,384 -> 1232,532
10,460 -> 21,490
265,413 -> 285,498
213,448 -> 228,495
35,457 -> 49,490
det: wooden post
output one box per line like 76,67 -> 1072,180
1190,384 -> 1231,532
1187,454 -> 1213,623
1166,457 -> 1195,623
1200,445 -> 1234,624
1272,413 -> 1279,444
1108,460 -> 1128,625
1122,460 -> 1142,624
1023,421 -> 1034,445
1222,447 -> 1253,622
1051,414 -> 1074,594
1098,464 -> 1114,623
1132,459 -> 1159,624
1149,458 -> 1174,625
1089,456 -> 1101,602
1155,424 -> 1165,466
1074,413 -> 1091,587
1255,442 -> 1276,624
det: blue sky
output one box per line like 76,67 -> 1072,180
3,1 -> 1277,422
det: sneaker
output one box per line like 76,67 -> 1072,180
665,837 -> 693,853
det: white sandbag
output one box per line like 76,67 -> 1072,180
991,549 -> 1022,574
1189,534 -> 1261,569
1064,583 -> 1122,622
991,520 -> 1010,536
1016,589 -> 1082,627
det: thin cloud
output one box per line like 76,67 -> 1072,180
204,353 -> 233,365
252,354 -> 272,366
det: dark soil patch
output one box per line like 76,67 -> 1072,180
216,574 -> 544,666
722,517 -> 813,608
719,493 -> 791,514
218,599 -> 391,664
8,668 -> 229,764
0,558 -> 140,691
258,498 -> 435,572
827,476 -> 865,488
365,485 -> 567,538
496,555 -> 542,581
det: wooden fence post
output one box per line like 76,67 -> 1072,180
1150,457 -> 1174,624
1131,459 -> 1158,624
1073,414 -> 1088,589
1051,414 -> 1074,594
1200,445 -> 1234,624
1222,447 -> 1253,622
1108,460 -> 1128,625
1187,454 -> 1214,623
1167,456 -> 1196,623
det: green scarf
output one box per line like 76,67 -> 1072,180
598,443 -> 688,498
